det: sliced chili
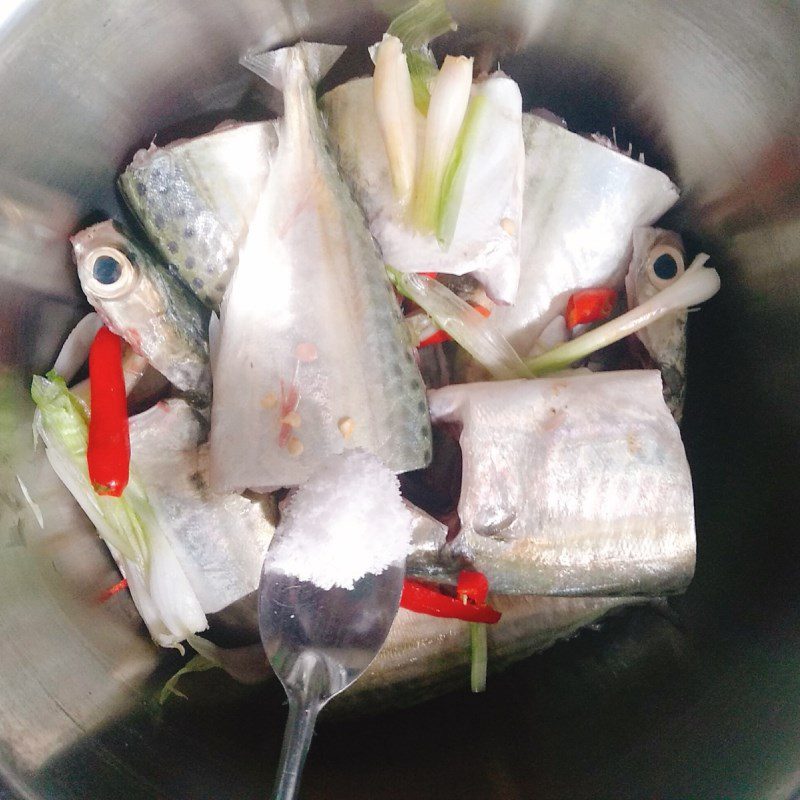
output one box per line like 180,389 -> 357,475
88,326 -> 130,497
400,573 -> 501,624
565,288 -> 617,331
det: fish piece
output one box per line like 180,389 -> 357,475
119,120 -> 279,310
322,73 -> 525,304
428,371 -> 696,596
129,399 -> 276,614
490,113 -> 680,355
625,227 -> 688,422
332,594 -> 635,713
71,221 -> 210,395
209,43 -> 431,491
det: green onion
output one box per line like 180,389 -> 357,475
406,48 -> 438,113
470,622 -> 488,693
387,0 -> 455,50
437,92 -> 488,246
373,34 -> 418,207
526,255 -> 721,375
387,268 -> 533,379
159,654 -> 217,704
411,55 -> 473,234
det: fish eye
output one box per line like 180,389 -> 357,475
86,246 -> 137,299
645,244 -> 685,289
93,254 -> 122,285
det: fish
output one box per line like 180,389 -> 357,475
490,112 -> 680,357
427,371 -> 696,596
191,589 -> 637,712
624,227 -> 688,422
128,398 -> 276,615
322,72 -> 525,305
333,594 -> 635,713
118,120 -> 279,311
208,42 -> 432,492
71,220 -> 210,396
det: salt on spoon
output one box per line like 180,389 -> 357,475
259,450 -> 411,800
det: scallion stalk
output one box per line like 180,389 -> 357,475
526,255 -> 721,375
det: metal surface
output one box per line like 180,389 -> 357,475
0,1 -> 799,798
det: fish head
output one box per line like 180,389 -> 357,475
71,220 -> 144,308
70,220 -> 170,358
624,227 -> 688,420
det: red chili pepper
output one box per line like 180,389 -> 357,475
400,573 -> 501,624
419,271 -> 438,278
88,327 -> 130,497
565,288 -> 617,331
418,329 -> 451,348
97,578 -> 128,603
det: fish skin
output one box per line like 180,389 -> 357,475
428,371 -> 696,596
128,399 -> 276,615
322,73 -> 524,305
71,220 -> 210,395
209,43 -> 431,491
625,227 -> 688,423
119,120 -> 279,311
331,594 -> 636,713
490,112 -> 680,356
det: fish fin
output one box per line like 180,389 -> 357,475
240,42 -> 346,90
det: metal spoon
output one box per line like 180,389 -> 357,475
258,557 -> 404,800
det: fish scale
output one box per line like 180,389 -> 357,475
119,120 -> 279,310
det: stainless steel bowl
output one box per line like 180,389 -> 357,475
1,2 -> 799,798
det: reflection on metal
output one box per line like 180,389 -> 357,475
0,371 -> 155,773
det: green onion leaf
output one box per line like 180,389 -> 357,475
387,0 -> 456,50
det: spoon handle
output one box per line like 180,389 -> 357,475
271,697 -> 322,800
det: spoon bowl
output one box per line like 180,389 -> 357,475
259,558 -> 404,800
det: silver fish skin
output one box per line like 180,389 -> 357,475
119,120 -> 279,311
209,43 -> 431,491
71,220 -> 210,395
129,398 -> 276,615
332,594 -> 635,713
625,227 -> 688,422
428,371 -> 696,596
491,112 -> 680,357
322,73 -> 525,305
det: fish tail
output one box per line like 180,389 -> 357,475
240,42 -> 346,90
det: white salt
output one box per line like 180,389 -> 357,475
266,450 -> 413,589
